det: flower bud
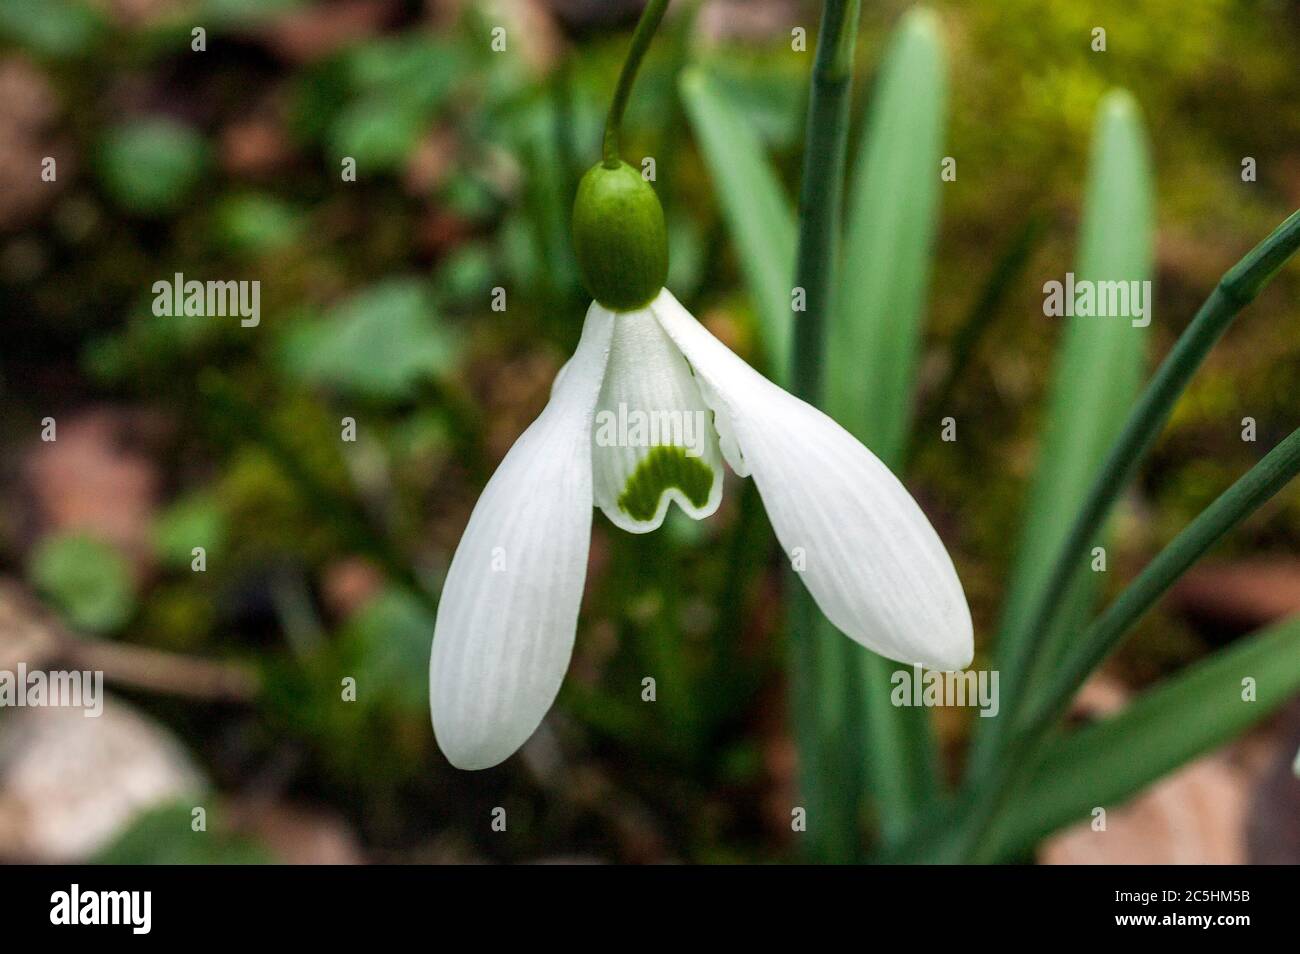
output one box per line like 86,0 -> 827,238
572,160 -> 668,312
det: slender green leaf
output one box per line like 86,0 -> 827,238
830,7 -> 946,466
907,208 -> 1300,863
968,194 -> 1300,812
990,613 -> 1300,858
680,67 -> 796,377
958,423 -> 1300,862
825,7 -> 948,844
1026,425 -> 1300,733
971,89 -> 1154,776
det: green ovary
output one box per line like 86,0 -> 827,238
617,445 -> 714,521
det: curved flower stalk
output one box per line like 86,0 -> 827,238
429,1 -> 973,770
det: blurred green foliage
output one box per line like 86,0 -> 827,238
95,802 -> 273,864
28,532 -> 135,633
99,119 -> 209,215
280,279 -> 457,399
0,0 -> 105,58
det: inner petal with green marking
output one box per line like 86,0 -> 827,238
591,306 -> 723,533
617,445 -> 715,521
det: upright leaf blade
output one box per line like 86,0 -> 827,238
680,67 -> 796,378
829,7 -> 945,466
990,613 -> 1300,859
824,7 -> 948,844
971,89 -> 1154,776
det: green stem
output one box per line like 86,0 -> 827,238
979,208 -> 1300,778
786,0 -> 861,863
790,0 -> 860,399
602,0 -> 672,167
954,423 -> 1300,862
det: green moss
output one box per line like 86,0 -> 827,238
617,445 -> 714,521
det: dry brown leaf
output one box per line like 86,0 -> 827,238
88,0 -> 184,26
0,58 -> 69,230
698,0 -> 802,43
321,557 -> 386,619
227,800 -> 364,865
1040,674 -> 1265,865
259,0 -> 401,64
0,578 -> 62,672
220,117 -> 296,179
1039,756 -> 1249,865
20,407 -> 162,573
1173,560 -> 1300,631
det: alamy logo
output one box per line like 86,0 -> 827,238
1042,272 -> 1152,327
0,665 -> 103,717
50,884 -> 151,935
152,272 -> 260,327
891,666 -> 1000,718
594,402 -> 709,458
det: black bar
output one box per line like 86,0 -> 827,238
0,864 -> 1285,940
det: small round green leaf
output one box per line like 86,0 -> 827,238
29,532 -> 135,633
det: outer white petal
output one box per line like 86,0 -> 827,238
591,307 -> 724,533
430,303 -> 614,769
653,290 -> 973,671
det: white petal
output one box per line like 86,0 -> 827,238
653,290 -> 973,670
591,307 -> 724,533
430,303 -> 614,769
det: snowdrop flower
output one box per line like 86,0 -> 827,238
429,158 -> 973,770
